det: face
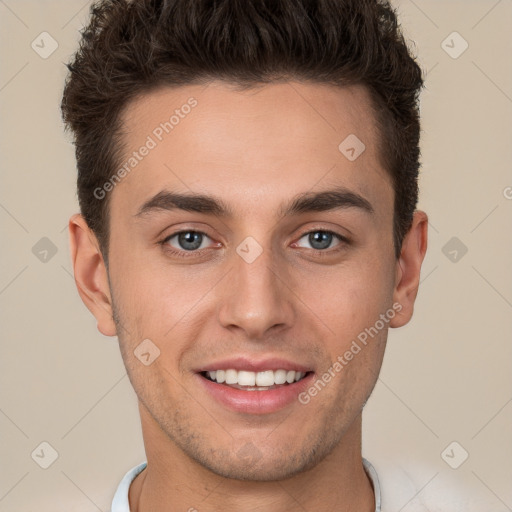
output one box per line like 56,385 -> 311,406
76,81 -> 416,481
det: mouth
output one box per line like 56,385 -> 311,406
200,369 -> 312,391
195,359 -> 315,414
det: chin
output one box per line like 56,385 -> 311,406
190,439 -> 334,482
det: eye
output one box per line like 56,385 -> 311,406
163,230 -> 213,252
294,230 -> 346,251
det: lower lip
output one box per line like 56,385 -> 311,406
196,372 -> 315,415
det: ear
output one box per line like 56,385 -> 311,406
389,210 -> 428,328
68,214 -> 117,336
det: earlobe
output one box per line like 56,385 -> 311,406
389,210 -> 428,328
68,214 -> 117,337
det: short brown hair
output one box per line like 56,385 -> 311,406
62,0 -> 424,262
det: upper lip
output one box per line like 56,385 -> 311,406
196,356 -> 313,373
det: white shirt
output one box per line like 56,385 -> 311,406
110,458 -> 382,512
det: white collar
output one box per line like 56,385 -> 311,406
111,459 -> 381,512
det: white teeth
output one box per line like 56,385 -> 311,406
256,370 -> 274,387
225,369 -> 238,384
205,368 -> 308,387
238,370 -> 256,386
286,370 -> 296,383
274,369 -> 287,385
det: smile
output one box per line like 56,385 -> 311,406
202,369 -> 310,391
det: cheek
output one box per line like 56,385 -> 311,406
303,257 -> 394,340
110,242 -> 188,311
109,245 -> 219,350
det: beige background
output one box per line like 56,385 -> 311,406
1,1 -> 511,510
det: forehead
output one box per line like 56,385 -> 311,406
113,80 -> 391,215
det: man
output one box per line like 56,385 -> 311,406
62,0 -> 427,510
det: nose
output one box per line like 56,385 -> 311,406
217,243 -> 295,340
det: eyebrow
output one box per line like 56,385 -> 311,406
134,186 -> 374,219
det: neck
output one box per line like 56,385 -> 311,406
129,403 -> 375,512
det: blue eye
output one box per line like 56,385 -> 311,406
164,231 -> 212,251
295,230 -> 345,250
159,228 -> 348,261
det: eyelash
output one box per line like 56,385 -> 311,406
159,229 -> 350,259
